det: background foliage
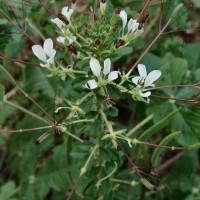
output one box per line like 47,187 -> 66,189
0,0 -> 200,199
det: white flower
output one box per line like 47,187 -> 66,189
132,64 -> 161,98
62,6 -> 73,22
119,10 -> 143,35
32,38 -> 56,69
56,35 -> 76,45
51,6 -> 73,29
51,18 -> 65,29
86,58 -> 121,89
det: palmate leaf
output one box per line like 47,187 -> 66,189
25,67 -> 55,98
0,181 -> 17,200
20,144 -> 72,199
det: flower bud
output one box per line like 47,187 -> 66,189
57,13 -> 69,25
115,39 -> 126,48
138,11 -> 149,24
67,44 -> 78,55
95,38 -> 101,45
115,6 -> 121,15
113,25 -> 118,32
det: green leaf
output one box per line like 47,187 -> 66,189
0,181 -> 17,200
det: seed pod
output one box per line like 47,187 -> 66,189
115,6 -> 121,15
141,178 -> 157,191
35,132 -> 50,145
95,38 -> 101,45
115,39 -> 126,48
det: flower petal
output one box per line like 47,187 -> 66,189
56,36 -> 66,44
139,91 -> 151,97
128,18 -> 134,33
144,70 -> 161,87
32,45 -> 47,62
61,6 -> 69,15
66,35 -> 76,44
132,76 -> 140,85
40,63 -> 50,69
108,71 -> 121,82
103,58 -> 111,75
85,79 -> 98,89
47,50 -> 56,65
65,9 -> 73,22
130,19 -> 139,33
51,18 -> 65,29
43,38 -> 54,57
90,58 -> 101,77
138,64 -> 147,79
119,10 -> 127,30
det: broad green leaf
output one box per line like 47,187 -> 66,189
0,181 -> 17,200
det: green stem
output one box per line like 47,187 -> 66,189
64,119 -> 94,125
76,33 -> 90,45
26,19 -> 45,40
100,109 -> 113,133
73,70 -> 87,75
65,130 -> 83,143
4,100 -> 51,124
80,144 -> 99,176
96,162 -> 117,187
127,114 -> 153,137
78,92 -> 94,105
111,179 -> 139,187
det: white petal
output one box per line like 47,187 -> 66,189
130,20 -> 139,33
103,58 -> 111,76
138,64 -> 147,79
65,9 -> 73,22
144,70 -> 161,87
90,58 -> 101,77
139,91 -> 151,97
132,76 -> 140,85
85,79 -> 98,89
61,6 -> 69,15
43,38 -> 54,57
47,51 -> 56,65
66,35 -> 76,44
128,19 -> 134,33
32,45 -> 47,62
119,10 -> 127,30
51,18 -> 65,29
108,71 -> 121,82
56,36 -> 66,44
40,63 -> 50,69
